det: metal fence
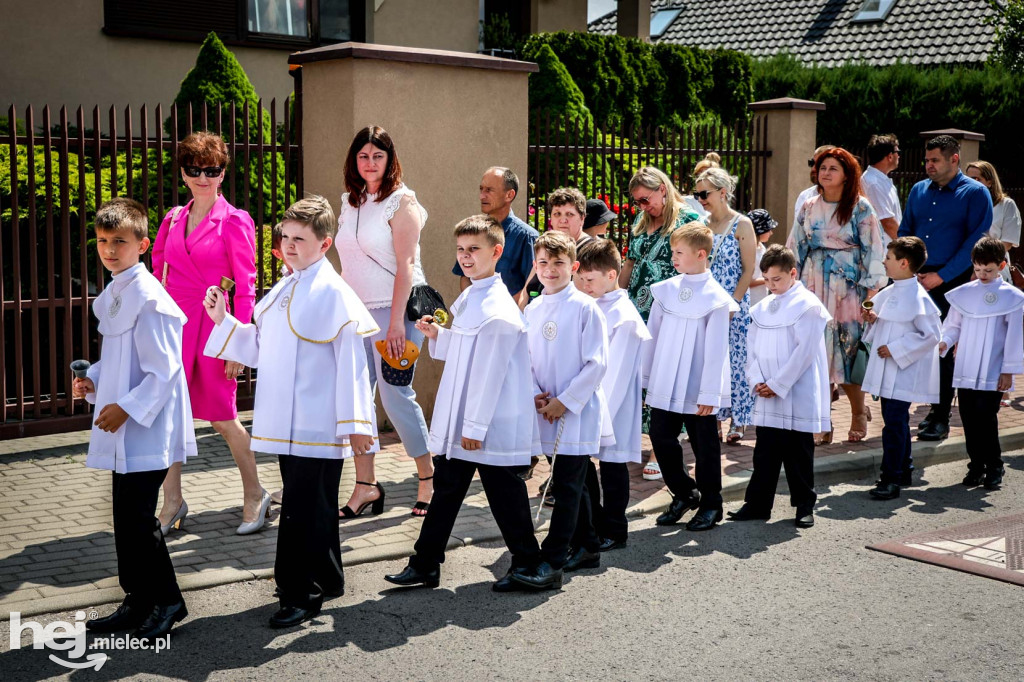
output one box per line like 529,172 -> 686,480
525,113 -> 770,244
1,99 -> 301,438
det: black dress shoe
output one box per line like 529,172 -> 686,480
323,584 -> 345,600
962,470 -> 985,487
727,504 -> 772,521
564,546 -> 600,572
794,507 -> 814,528
86,600 -> 151,633
383,564 -> 440,589
917,413 -> 933,430
268,605 -> 320,629
510,561 -> 563,591
598,537 -> 627,552
875,473 -> 913,488
493,568 -> 532,593
917,421 -> 949,441
685,508 -> 723,531
983,467 -> 1005,490
132,601 -> 187,640
869,482 -> 900,500
656,490 -> 700,526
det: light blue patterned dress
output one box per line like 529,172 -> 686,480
709,215 -> 753,427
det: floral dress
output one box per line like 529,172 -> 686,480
787,195 -> 887,384
709,215 -> 753,427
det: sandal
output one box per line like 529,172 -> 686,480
642,460 -> 663,481
339,481 -> 385,519
726,424 -> 744,444
411,475 -> 433,517
847,407 -> 872,443
815,429 -> 834,446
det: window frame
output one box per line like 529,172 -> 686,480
850,0 -> 898,24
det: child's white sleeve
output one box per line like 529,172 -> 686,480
428,327 -> 451,361
119,307 -> 185,428
746,324 -> 765,387
764,311 -> 826,399
641,303 -> 662,389
203,312 -> 260,367
84,361 -> 102,405
886,313 -> 942,370
557,306 -> 609,414
602,326 -> 643,420
939,308 -> 963,356
462,322 -> 518,441
1001,308 -> 1024,375
698,306 -> 732,406
334,323 -> 377,442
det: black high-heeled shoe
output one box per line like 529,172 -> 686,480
339,481 -> 385,519
411,475 -> 433,517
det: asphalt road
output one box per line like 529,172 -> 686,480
4,452 -> 1023,681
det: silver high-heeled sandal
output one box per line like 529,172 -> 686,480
236,490 -> 272,535
160,500 -> 188,536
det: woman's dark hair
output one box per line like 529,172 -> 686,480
176,131 -> 229,168
815,147 -> 863,226
344,126 -> 403,207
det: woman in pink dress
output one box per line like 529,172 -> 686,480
152,131 -> 269,535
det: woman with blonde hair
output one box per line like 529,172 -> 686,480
619,166 -> 700,480
966,161 -> 1021,267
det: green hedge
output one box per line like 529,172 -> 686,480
520,32 -> 753,129
752,53 -> 1024,162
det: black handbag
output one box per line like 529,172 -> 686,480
355,201 -> 449,322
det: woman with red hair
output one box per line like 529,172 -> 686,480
787,147 -> 887,443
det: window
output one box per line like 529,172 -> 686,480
650,7 -> 682,39
850,0 -> 898,23
104,0 -> 360,49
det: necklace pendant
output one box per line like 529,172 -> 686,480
108,295 -> 123,318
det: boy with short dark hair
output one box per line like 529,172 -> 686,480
729,245 -> 831,527
204,195 -> 378,628
514,230 -> 611,590
940,236 -> 1024,490
73,197 -> 195,640
643,222 -> 737,531
861,236 -> 941,500
577,239 -> 651,550
385,214 -> 542,592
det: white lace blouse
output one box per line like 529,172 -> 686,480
334,184 -> 428,309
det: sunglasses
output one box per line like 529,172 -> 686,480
693,189 -> 718,201
807,158 -> 816,168
631,194 -> 654,208
183,165 -> 225,178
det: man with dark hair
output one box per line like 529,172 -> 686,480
862,134 -> 902,242
453,167 -> 538,298
898,134 -> 993,441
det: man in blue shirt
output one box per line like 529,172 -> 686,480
453,167 -> 538,298
898,135 -> 993,442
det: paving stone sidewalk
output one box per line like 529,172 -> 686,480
4,392 -> 1024,619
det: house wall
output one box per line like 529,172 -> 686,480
530,0 -> 589,33
371,0 -> 481,52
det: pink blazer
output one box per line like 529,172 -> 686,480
152,195 -> 257,421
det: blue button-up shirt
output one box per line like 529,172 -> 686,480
452,209 -> 539,295
898,171 -> 992,283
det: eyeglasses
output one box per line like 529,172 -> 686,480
631,194 -> 654,208
183,165 -> 225,178
693,189 -> 717,201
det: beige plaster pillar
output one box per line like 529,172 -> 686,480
748,97 -> 826,244
617,0 -> 651,41
530,0 -> 589,33
289,43 -> 537,417
919,128 -> 986,165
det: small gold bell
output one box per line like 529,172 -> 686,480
432,308 -> 450,326
219,276 -> 235,293
861,300 -> 874,311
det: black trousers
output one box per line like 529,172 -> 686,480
922,266 -> 973,422
541,454 -> 600,567
744,427 -> 816,510
111,468 -> 182,608
585,459 -> 630,543
958,388 -> 1004,472
412,455 -> 540,572
649,408 -> 723,511
880,398 -> 913,482
275,455 -> 345,610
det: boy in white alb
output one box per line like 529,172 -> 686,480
940,236 -> 1024,490
576,239 -> 651,551
384,215 -> 542,592
643,223 -> 738,531
729,245 -> 831,527
204,196 -> 378,629
861,237 -> 941,500
72,198 -> 195,640
514,230 -> 612,591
